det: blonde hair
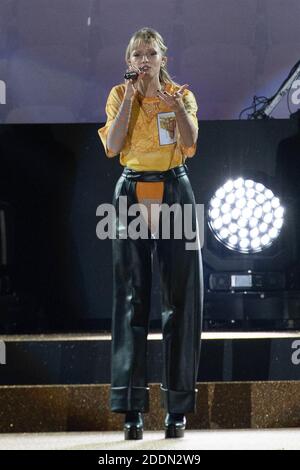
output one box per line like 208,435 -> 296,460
125,27 -> 180,87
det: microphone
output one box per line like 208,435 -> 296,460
124,71 -> 139,80
124,66 -> 148,80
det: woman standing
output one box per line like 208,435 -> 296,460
98,27 -> 203,440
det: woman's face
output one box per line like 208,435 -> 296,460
128,41 -> 166,78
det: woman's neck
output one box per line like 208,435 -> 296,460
137,77 -> 164,97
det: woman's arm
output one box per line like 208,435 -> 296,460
106,97 -> 133,156
175,103 -> 198,148
106,66 -> 147,156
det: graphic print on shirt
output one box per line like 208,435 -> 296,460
157,112 -> 177,146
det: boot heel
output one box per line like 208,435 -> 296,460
164,413 -> 186,439
124,425 -> 143,440
165,424 -> 185,439
124,412 -> 144,440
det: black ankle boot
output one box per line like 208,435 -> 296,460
164,413 -> 186,438
124,411 -> 144,440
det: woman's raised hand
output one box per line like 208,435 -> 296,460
156,84 -> 189,111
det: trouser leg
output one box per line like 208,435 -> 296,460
110,177 -> 154,413
156,175 -> 204,413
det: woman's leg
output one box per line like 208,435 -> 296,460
156,175 -> 204,414
110,177 -> 154,413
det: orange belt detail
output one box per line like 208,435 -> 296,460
135,182 -> 164,235
135,182 -> 164,204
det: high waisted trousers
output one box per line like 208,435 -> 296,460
110,164 -> 203,414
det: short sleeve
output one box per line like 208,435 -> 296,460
98,86 -> 123,157
178,89 -> 199,158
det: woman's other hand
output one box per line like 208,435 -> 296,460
156,84 -> 189,111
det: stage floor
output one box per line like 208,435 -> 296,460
0,428 -> 299,450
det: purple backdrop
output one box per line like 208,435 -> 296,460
0,0 -> 300,123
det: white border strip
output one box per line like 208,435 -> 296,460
1,331 -> 300,342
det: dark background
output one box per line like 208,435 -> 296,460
0,118 -> 300,333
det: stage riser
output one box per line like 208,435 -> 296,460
0,383 -> 300,433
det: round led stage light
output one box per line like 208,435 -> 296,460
208,178 -> 284,253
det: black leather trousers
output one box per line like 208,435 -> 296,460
110,164 -> 203,414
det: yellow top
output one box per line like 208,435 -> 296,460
98,82 -> 198,171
